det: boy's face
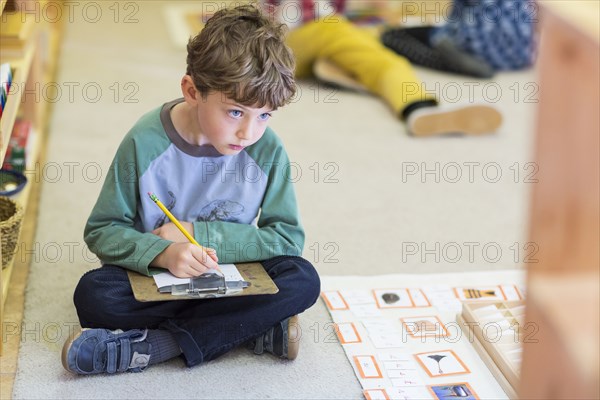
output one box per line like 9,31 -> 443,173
194,90 -> 274,156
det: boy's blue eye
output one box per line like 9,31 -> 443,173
228,110 -> 243,118
258,113 -> 271,121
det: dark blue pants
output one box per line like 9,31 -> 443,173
73,256 -> 321,367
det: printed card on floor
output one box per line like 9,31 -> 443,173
408,289 -> 431,307
352,304 -> 383,318
370,333 -> 407,349
453,286 -> 505,301
387,386 -> 434,400
430,299 -> 463,313
382,352 -> 420,372
383,355 -> 423,387
373,289 -> 414,308
414,350 -> 470,377
321,291 -> 349,310
401,316 -> 450,338
422,287 -> 462,312
365,387 -> 433,400
428,382 -> 479,400
390,376 -> 424,387
340,289 -> 376,305
363,319 -> 401,338
384,360 -> 419,371
387,369 -> 420,379
499,284 -> 523,300
378,352 -> 413,362
364,389 -> 390,400
389,370 -> 424,387
335,322 -> 362,344
353,355 -> 384,379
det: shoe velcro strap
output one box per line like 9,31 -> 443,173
103,336 -> 133,373
253,336 -> 264,355
263,329 -> 274,354
118,338 -> 131,372
105,341 -> 118,373
253,328 -> 275,355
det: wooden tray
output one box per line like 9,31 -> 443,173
458,300 -> 526,398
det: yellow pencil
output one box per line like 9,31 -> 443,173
148,192 -> 221,274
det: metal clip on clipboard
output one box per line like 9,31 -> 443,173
158,273 -> 251,298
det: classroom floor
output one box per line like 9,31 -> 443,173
4,1 -> 538,398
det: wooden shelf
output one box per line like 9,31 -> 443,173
0,40 -> 35,155
0,7 -> 37,52
1,252 -> 15,305
0,231 -> 17,357
0,138 -> 43,395
1,106 -> 42,305
1,2 -> 63,363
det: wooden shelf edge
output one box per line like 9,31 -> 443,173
0,41 -> 35,154
0,150 -> 42,363
1,118 -> 44,302
1,254 -> 15,305
0,7 -> 37,43
0,121 -> 47,358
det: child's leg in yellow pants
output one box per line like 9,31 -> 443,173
286,17 -> 436,117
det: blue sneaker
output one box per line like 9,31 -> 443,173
251,315 -> 300,360
62,328 -> 152,374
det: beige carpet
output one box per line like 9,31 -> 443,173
13,1 -> 536,398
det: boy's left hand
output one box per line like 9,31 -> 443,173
152,222 -> 194,242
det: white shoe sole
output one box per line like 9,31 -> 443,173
408,104 -> 503,137
287,315 -> 300,360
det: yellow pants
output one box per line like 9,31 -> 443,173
286,17 -> 435,116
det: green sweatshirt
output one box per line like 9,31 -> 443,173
84,99 -> 304,276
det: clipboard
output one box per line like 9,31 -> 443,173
128,262 -> 279,302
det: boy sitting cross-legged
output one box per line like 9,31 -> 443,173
62,5 -> 320,375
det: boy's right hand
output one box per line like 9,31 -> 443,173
152,242 -> 220,278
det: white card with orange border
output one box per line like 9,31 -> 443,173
335,322 -> 362,344
321,291 -> 349,310
414,349 -> 471,378
373,289 -> 413,308
499,284 -> 523,301
400,316 -> 450,338
453,286 -> 505,302
428,382 -> 479,400
364,387 -> 432,400
353,355 -> 384,379
408,288 -> 432,307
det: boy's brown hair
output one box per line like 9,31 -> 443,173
186,4 -> 296,109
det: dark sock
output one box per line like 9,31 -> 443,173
382,27 -> 495,79
401,100 -> 438,120
146,329 -> 182,365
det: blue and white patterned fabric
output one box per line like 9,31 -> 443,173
431,0 -> 537,70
